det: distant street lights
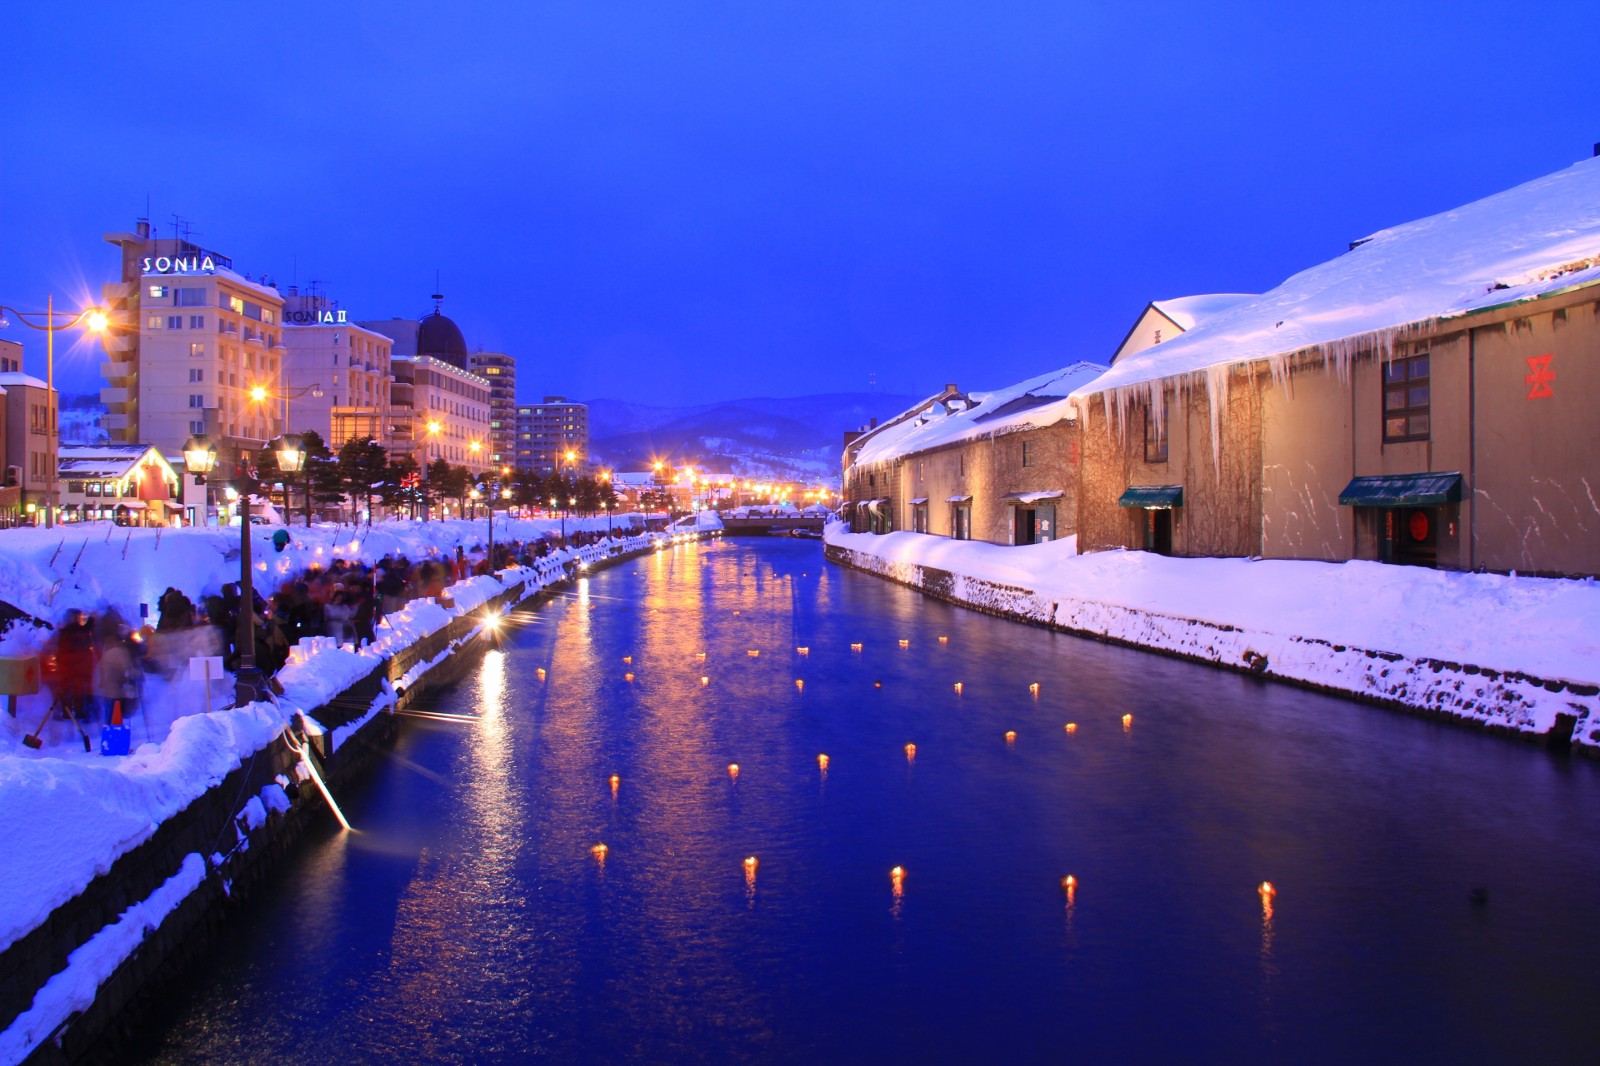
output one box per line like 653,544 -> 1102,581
0,299 -> 109,527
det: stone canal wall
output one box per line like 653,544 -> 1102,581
824,541 -> 1597,754
1,536 -> 668,1066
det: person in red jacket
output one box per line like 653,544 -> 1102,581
49,609 -> 100,721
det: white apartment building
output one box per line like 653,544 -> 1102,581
279,288 -> 394,448
101,224 -> 287,459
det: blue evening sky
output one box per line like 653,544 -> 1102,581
1,1 -> 1593,408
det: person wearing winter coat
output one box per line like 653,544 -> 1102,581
93,628 -> 143,725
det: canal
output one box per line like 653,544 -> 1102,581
133,539 -> 1600,1063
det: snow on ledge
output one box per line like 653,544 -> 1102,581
824,526 -> 1600,747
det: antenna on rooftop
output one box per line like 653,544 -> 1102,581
431,270 -> 444,314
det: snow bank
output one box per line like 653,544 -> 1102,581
825,526 -> 1600,746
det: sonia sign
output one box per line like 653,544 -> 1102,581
142,255 -> 217,274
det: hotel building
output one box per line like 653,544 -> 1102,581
467,351 -> 517,465
278,288 -> 394,448
100,223 -> 287,463
363,300 -> 493,476
514,396 -> 589,476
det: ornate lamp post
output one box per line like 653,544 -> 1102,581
0,300 -> 108,527
182,434 -> 218,527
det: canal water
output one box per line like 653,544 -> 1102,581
134,539 -> 1600,1063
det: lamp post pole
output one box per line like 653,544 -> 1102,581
235,489 -> 264,705
0,299 -> 107,528
44,295 -> 55,529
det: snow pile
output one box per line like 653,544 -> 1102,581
0,854 -> 206,1066
851,362 -> 1109,469
825,526 -> 1600,743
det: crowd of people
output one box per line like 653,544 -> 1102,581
39,530 -> 625,727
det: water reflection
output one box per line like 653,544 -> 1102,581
135,539 -> 1600,1065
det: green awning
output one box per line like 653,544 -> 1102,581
1118,484 -> 1183,509
1338,472 -> 1463,508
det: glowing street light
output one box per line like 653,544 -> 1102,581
422,420 -> 442,521
0,298 -> 109,527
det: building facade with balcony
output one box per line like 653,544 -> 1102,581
513,396 -> 588,476
391,355 -> 493,476
467,351 -> 516,464
278,288 -> 394,449
99,223 -> 287,463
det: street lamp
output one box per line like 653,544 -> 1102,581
248,380 -> 324,437
422,420 -> 442,521
272,434 -> 305,525
0,299 -> 109,528
182,433 -> 218,527
248,382 -> 323,524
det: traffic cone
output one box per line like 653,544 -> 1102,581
111,699 -> 123,726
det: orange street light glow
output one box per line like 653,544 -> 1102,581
624,672 -> 634,682
817,753 -> 829,772
796,646 -> 809,656
727,763 -> 740,780
850,642 -> 863,652
747,649 -> 760,657
938,635 -> 949,644
904,743 -> 916,762
1065,722 -> 1078,734
1029,682 -> 1040,697
1005,730 -> 1017,744
1122,713 -> 1134,730
591,843 -> 608,863
623,655 -> 632,664
700,675 -> 709,686
536,667 -> 546,681
953,682 -> 963,695
898,639 -> 909,649
794,679 -> 804,691
609,774 -> 620,797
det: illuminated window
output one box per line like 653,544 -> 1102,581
1383,353 -> 1430,442
147,315 -> 163,329
148,285 -> 168,299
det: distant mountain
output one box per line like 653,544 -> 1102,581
585,392 -> 920,482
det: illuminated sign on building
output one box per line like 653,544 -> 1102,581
141,255 -> 217,274
284,309 -> 349,325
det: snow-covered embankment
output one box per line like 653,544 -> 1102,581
824,526 -> 1600,751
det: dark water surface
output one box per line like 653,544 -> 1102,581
135,539 -> 1600,1063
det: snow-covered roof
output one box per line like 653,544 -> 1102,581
1148,294 -> 1256,331
851,361 -> 1109,468
1075,154 -> 1600,400
0,372 -> 50,391
58,444 -> 174,480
